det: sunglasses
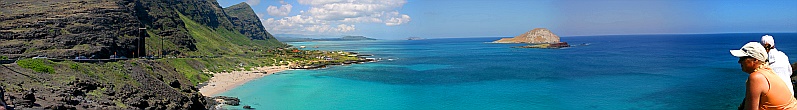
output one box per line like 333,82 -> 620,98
738,56 -> 755,64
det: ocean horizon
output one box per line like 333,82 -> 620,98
220,33 -> 797,110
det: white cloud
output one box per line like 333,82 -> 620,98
261,0 -> 411,35
267,3 -> 292,17
261,15 -> 356,35
336,24 -> 356,32
385,13 -> 410,26
300,0 -> 411,25
246,0 -> 261,6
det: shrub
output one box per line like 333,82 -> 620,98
0,56 -> 7,60
17,59 -> 55,73
69,63 -> 80,70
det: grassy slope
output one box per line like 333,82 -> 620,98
11,10 -> 286,86
164,57 -> 281,84
178,12 -> 284,56
144,30 -> 180,56
156,12 -> 286,85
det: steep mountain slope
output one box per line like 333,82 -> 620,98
0,0 -> 285,59
224,2 -> 277,40
0,0 -> 287,109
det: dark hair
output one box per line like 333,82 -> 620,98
763,44 -> 773,49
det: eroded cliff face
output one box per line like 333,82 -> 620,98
493,28 -> 560,44
1,0 -> 142,59
0,0 -> 282,59
224,2 -> 276,40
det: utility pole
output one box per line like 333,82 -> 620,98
161,32 -> 164,58
137,28 -> 147,58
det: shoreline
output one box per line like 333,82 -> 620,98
198,66 -> 289,96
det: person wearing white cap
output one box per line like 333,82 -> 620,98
762,34 -> 794,95
731,42 -> 797,110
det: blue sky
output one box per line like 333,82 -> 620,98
218,0 -> 797,39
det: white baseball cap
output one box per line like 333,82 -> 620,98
730,42 -> 768,62
761,35 -> 775,47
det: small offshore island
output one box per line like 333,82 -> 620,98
492,28 -> 570,49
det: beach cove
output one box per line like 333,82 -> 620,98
198,66 -> 289,96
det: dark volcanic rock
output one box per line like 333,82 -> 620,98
1,0 -> 284,59
0,0 -> 141,59
0,60 -> 211,109
170,80 -> 182,88
209,96 -> 240,106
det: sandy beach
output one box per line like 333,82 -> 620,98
199,66 -> 289,96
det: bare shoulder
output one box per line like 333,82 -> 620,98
747,71 -> 771,95
749,72 -> 766,79
748,72 -> 768,84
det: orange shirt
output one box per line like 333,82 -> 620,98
757,68 -> 797,110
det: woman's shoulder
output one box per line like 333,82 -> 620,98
749,71 -> 769,81
750,69 -> 777,80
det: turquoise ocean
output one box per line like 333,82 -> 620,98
220,33 -> 797,110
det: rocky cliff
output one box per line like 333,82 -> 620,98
0,0 -> 285,109
224,2 -> 276,40
0,0 -> 284,59
1,0 -> 142,59
492,28 -> 560,44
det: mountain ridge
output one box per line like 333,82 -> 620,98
224,2 -> 277,40
0,0 -> 286,109
0,0 -> 285,59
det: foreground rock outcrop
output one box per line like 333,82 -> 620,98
493,28 -> 560,44
0,60 -> 208,109
0,0 -> 142,59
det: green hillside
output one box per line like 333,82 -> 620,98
0,0 -> 289,109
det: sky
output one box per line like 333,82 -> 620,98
217,0 -> 797,39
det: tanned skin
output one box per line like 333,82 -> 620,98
740,57 -> 768,110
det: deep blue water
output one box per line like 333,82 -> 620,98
220,33 -> 797,110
